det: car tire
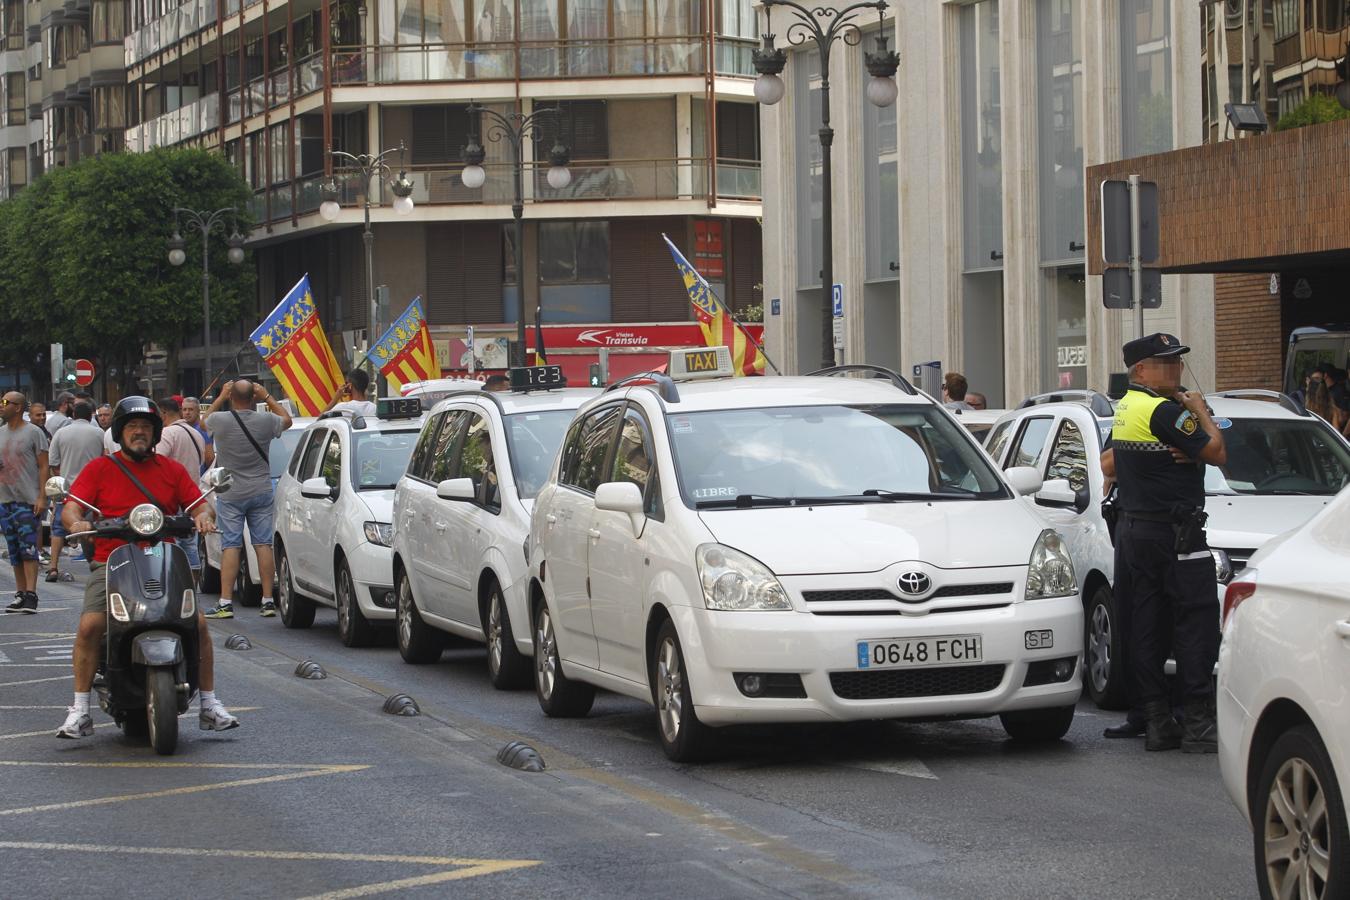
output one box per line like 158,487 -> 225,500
198,535 -> 220,593
396,572 -> 443,664
1085,584 -> 1129,710
484,581 -> 531,690
276,545 -> 315,629
999,704 -> 1076,742
1253,724 -> 1349,900
235,553 -> 263,608
532,599 -> 594,718
336,559 -> 376,648
650,619 -> 715,762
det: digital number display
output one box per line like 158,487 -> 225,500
509,366 -> 566,392
377,397 -> 422,420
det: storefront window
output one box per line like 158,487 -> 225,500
960,1 -> 1002,271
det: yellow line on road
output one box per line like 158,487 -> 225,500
295,860 -> 541,899
0,675 -> 69,687
0,765 -> 369,817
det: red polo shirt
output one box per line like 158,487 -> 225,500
67,452 -> 203,564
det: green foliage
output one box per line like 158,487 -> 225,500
1273,93 -> 1350,132
0,148 -> 253,389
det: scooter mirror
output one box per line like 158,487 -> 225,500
44,475 -> 69,499
205,468 -> 234,494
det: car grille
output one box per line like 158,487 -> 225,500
829,664 -> 1006,700
803,583 -> 1013,604
802,589 -> 896,603
929,582 -> 1014,599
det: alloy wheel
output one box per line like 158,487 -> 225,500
1089,602 -> 1112,695
337,567 -> 352,636
397,579 -> 413,651
1264,757 -> 1331,899
487,592 -> 504,677
535,607 -> 557,701
656,636 -> 684,744
278,555 -> 292,617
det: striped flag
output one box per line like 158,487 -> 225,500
661,233 -> 764,376
250,275 -> 345,416
369,297 -> 438,394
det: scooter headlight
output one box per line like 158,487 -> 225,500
109,592 -> 130,622
181,589 -> 196,618
128,503 -> 164,537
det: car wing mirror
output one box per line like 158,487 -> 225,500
301,476 -> 337,501
1004,466 -> 1045,497
436,477 -> 476,502
595,481 -> 646,536
1036,477 -> 1080,509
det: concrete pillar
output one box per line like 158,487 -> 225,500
676,94 -> 694,198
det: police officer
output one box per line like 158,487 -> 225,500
1109,333 -> 1227,753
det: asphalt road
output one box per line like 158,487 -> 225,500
0,567 -> 1256,899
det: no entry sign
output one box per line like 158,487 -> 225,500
74,359 -> 95,386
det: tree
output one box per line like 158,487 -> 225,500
1273,93 -> 1350,132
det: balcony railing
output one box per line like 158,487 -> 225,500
247,156 -> 761,224
125,91 -> 219,152
124,0 -> 217,67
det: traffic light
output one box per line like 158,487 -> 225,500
588,363 -> 602,387
63,360 -> 77,383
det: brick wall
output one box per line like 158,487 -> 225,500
1214,273 -> 1283,390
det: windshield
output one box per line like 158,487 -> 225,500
670,404 -> 1009,508
1204,418 -> 1350,495
269,430 -> 305,480
350,430 -> 419,491
504,410 -> 575,499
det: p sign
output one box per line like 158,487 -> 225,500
74,359 -> 95,386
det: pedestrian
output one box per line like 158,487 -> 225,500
95,403 -> 113,431
201,379 -> 292,619
45,391 -> 75,435
155,397 -> 207,583
1306,379 -> 1334,422
28,402 -> 50,438
324,367 -> 377,416
180,396 -> 216,473
967,391 -> 988,411
1326,367 -> 1350,436
941,372 -> 974,411
1109,333 -> 1226,753
484,374 -> 510,392
0,392 -> 50,613
44,400 -> 104,582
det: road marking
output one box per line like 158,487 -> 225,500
0,707 -> 263,741
0,650 -> 9,662
0,663 -> 69,667
837,759 -> 938,780
0,841 -> 539,897
0,675 -> 70,687
0,634 -> 76,645
0,705 -> 69,710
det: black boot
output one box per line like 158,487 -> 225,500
1103,709 -> 1147,739
1143,700 -> 1182,752
1181,699 -> 1218,754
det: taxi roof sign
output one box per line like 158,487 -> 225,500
669,346 -> 734,380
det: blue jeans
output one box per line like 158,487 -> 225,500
216,492 -> 274,550
178,531 -> 201,569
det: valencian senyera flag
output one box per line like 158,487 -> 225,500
250,274 -> 345,416
661,233 -> 765,376
368,297 -> 438,394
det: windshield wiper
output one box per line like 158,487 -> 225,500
695,494 -> 865,509
862,488 -> 975,501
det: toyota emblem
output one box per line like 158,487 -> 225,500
897,572 -> 932,596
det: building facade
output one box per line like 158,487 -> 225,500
758,0 -> 1216,404
120,0 -> 764,393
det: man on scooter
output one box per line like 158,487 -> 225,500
56,396 -> 241,739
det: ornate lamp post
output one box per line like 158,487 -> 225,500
753,1 -> 899,369
319,143 -> 416,396
459,103 -> 572,367
168,207 -> 247,393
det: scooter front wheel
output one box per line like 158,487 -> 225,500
146,668 -> 179,755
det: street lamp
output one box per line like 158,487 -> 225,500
753,1 -> 899,369
319,142 -> 415,397
461,103 -> 572,367
168,207 -> 247,395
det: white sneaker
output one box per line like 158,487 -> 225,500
56,707 -> 94,739
200,702 -> 240,732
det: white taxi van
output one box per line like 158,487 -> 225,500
526,351 -> 1085,760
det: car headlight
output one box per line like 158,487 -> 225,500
695,544 -> 792,611
128,503 -> 164,537
1211,549 -> 1234,584
363,521 -> 394,547
1025,529 -> 1077,600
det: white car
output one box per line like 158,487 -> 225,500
1218,487 -> 1350,900
985,390 -> 1350,709
272,401 -> 422,645
390,380 -> 600,687
527,356 -> 1085,761
201,416 -> 314,604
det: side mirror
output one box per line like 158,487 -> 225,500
1036,478 -> 1079,509
204,468 -> 233,495
301,476 -> 336,500
595,481 -> 646,537
1004,466 -> 1045,497
436,478 -> 476,501
44,475 -> 69,499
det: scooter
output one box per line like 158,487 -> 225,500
46,469 -> 232,754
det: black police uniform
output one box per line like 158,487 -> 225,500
1110,334 -> 1219,751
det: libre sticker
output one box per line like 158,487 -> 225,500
671,416 -> 694,434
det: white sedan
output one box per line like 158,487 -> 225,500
1218,487 -> 1350,900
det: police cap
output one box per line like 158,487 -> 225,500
1123,332 -> 1191,368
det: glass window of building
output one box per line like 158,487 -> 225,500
716,0 -> 757,75
1037,0 -> 1084,262
793,48 -> 823,289
960,1 -> 1002,271
1120,0 -> 1172,157
5,73 -> 24,127
520,0 -> 560,78
539,221 -> 610,283
862,38 -> 898,281
648,0 -> 701,73
6,147 -> 25,197
565,0 -> 608,76
613,0 -> 647,74
3,0 -> 23,50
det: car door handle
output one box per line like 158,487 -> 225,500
434,521 -> 447,533
545,514 -> 558,525
588,528 -> 601,540
1336,620 -> 1350,639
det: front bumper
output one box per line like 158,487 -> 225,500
346,542 -> 396,620
670,594 -> 1083,726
